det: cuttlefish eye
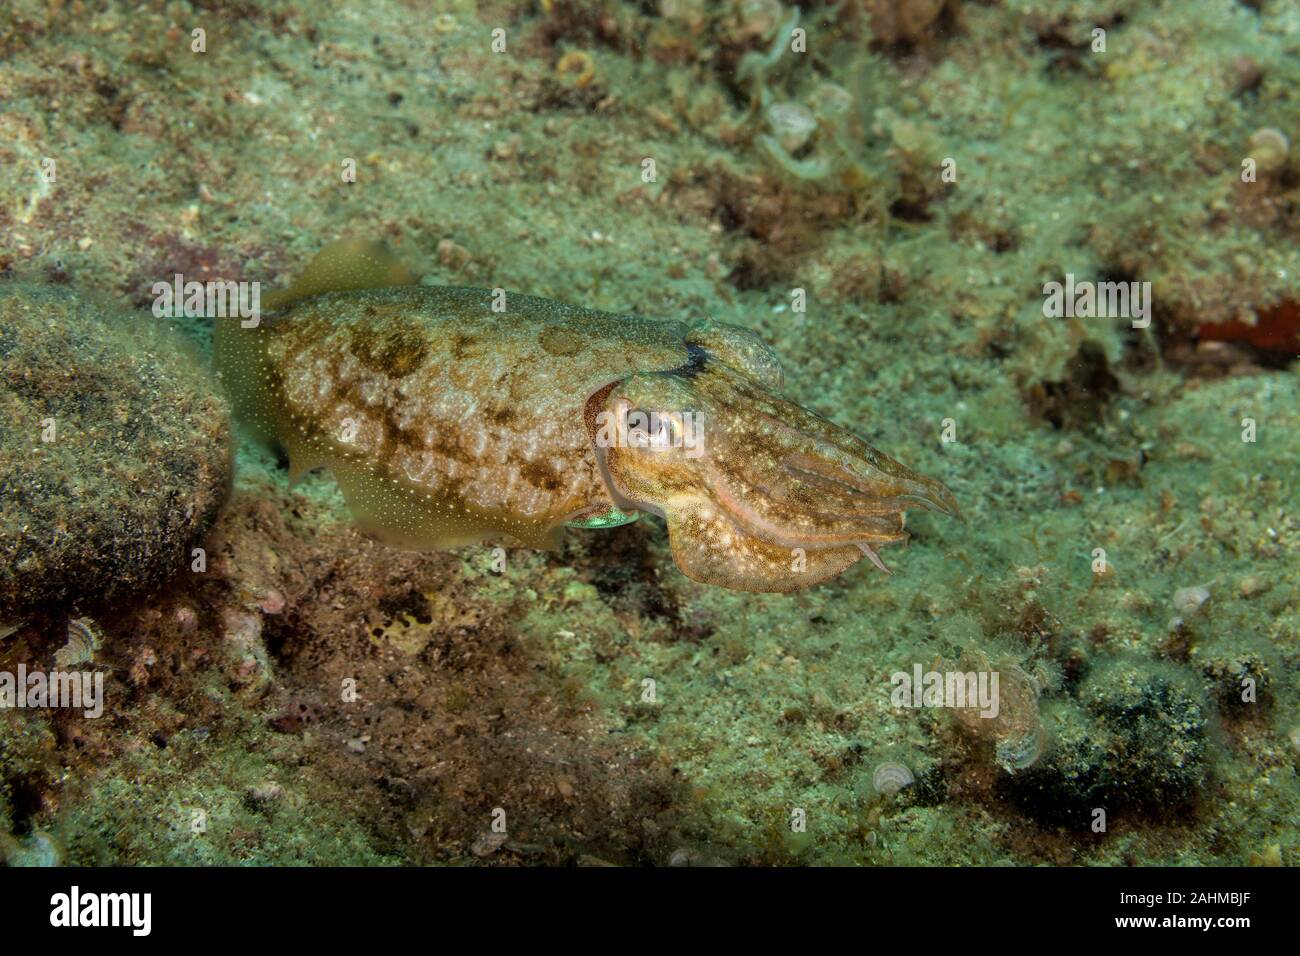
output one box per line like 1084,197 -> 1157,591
624,408 -> 657,448
611,398 -> 696,455
624,407 -> 688,451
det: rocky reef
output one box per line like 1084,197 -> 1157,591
0,0 -> 1296,866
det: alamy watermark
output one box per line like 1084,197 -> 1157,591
890,663 -> 1000,719
593,410 -> 704,458
151,274 -> 262,328
50,886 -> 150,936
0,666 -> 104,719
1043,273 -> 1151,329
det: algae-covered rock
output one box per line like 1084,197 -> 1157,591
0,281 -> 230,615
1004,657 -> 1211,826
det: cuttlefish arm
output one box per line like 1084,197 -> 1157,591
591,353 -> 959,593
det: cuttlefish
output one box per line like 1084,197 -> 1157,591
214,239 -> 958,592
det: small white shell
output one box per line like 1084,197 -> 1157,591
55,617 -> 101,669
1173,585 -> 1210,615
872,761 -> 915,796
765,101 -> 818,155
996,726 -> 1045,773
1247,127 -> 1290,175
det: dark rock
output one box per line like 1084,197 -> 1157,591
0,282 -> 230,616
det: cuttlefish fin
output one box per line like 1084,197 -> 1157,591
664,504 -> 864,593
309,446 -> 567,552
281,434 -> 327,485
263,237 -> 418,311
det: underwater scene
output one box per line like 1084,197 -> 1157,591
0,0 -> 1297,873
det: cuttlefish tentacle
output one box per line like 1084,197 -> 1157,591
706,461 -> 907,558
215,238 -> 958,593
716,372 -> 961,519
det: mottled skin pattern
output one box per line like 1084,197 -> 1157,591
220,285 -> 687,549
215,240 -> 958,592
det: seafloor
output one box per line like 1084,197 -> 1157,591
0,0 -> 1296,865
